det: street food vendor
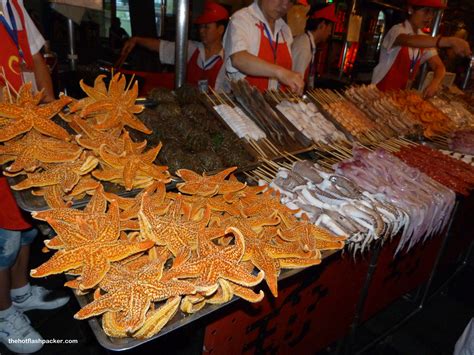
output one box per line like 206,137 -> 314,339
292,3 -> 337,89
371,0 -> 471,98
118,1 -> 229,91
223,0 -> 304,95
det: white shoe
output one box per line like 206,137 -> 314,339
0,308 -> 43,353
13,285 -> 70,312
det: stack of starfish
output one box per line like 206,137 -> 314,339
0,75 -> 170,207
29,167 -> 345,339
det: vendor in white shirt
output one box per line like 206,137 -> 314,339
118,1 -> 228,91
292,3 -> 337,89
371,0 -> 471,98
223,0 -> 304,95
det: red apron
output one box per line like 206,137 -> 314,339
186,48 -> 223,89
0,0 -> 34,230
245,22 -> 293,92
376,46 -> 423,92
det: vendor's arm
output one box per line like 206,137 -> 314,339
394,34 -> 471,57
230,51 -> 304,95
117,37 -> 161,67
423,55 -> 446,98
32,53 -> 54,103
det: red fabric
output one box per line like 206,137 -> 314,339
186,48 -> 223,89
376,46 -> 422,92
117,68 -> 174,95
407,0 -> 446,9
0,0 -> 33,230
311,4 -> 337,22
245,23 -> 293,92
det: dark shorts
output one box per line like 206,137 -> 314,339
0,228 -> 38,269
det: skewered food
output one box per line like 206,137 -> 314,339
335,147 -> 455,254
276,100 -> 346,144
395,144 -> 474,195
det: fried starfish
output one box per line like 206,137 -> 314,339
278,214 -> 346,253
176,167 -> 246,197
139,189 -> 217,260
73,117 -> 125,154
11,155 -> 98,192
69,75 -> 108,114
221,217 -> 311,297
166,226 -> 264,295
98,131 -> 170,190
30,200 -> 154,290
74,259 -> 195,335
0,130 -> 82,173
92,164 -> 155,190
181,194 -> 241,220
0,83 -> 72,141
243,188 -> 300,226
75,73 -> 151,134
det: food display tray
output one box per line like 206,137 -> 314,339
72,250 -> 339,351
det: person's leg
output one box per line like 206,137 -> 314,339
0,228 -> 20,310
10,243 -> 30,290
0,228 -> 43,353
12,228 -> 70,311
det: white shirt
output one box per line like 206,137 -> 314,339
372,20 -> 437,85
159,39 -> 227,91
292,31 -> 315,76
223,0 -> 293,90
0,0 -> 45,55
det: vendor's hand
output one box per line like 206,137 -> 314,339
423,82 -> 439,99
115,37 -> 138,68
445,37 -> 472,58
276,68 -> 304,96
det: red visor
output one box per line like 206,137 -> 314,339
296,0 -> 309,5
408,0 -> 446,8
310,4 -> 337,23
194,1 -> 229,25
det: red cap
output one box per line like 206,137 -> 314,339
194,1 -> 229,25
311,4 -> 338,23
296,0 -> 309,5
407,0 -> 446,8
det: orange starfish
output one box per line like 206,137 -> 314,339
74,258 -> 195,335
98,131 -> 170,191
0,83 -> 72,141
242,188 -> 300,225
277,214 -> 346,253
139,191 -> 217,260
11,155 -> 98,192
221,218 -> 311,297
30,200 -> 154,290
176,167 -> 246,197
73,117 -> 126,154
0,130 -> 82,173
165,226 -> 264,294
75,73 -> 151,134
69,75 -> 108,114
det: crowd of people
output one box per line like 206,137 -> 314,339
0,0 -> 472,353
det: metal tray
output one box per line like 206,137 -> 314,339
73,250 -> 339,351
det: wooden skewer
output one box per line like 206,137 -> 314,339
243,171 -> 259,183
125,73 -> 136,92
0,66 -> 18,101
204,91 -> 217,106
